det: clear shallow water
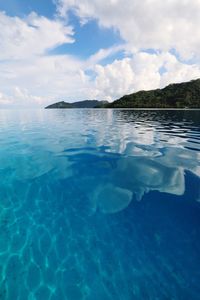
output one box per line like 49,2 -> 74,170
0,109 -> 200,300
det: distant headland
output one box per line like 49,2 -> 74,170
45,79 -> 200,109
45,100 -> 108,109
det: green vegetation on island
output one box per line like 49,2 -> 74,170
106,79 -> 200,108
45,100 -> 108,109
45,79 -> 200,109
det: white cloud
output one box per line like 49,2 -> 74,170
0,92 -> 12,105
0,88 -> 45,108
88,45 -> 125,65
0,11 -> 74,60
1,48 -> 200,106
0,10 -> 112,107
1,3 -> 200,107
57,0 -> 200,60
90,52 -> 200,100
0,55 -> 92,107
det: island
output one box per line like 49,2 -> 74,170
106,79 -> 200,108
45,79 -> 200,109
45,100 -> 108,109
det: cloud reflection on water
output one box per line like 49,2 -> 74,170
0,109 -> 199,214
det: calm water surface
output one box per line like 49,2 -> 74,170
0,109 -> 200,300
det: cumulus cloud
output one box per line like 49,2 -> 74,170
57,0 -> 200,60
1,48 -> 200,106
0,11 -> 118,107
0,11 -> 74,60
1,2 -> 200,107
90,52 -> 200,100
0,92 -> 12,105
0,88 -> 45,108
0,54 -> 92,107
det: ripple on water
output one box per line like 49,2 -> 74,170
0,109 -> 200,300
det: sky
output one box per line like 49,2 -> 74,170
0,0 -> 200,108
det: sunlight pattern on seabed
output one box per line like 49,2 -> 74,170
0,109 -> 200,300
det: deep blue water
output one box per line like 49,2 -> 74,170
0,109 -> 200,300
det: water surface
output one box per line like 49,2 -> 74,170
0,109 -> 200,299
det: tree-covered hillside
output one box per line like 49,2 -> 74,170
45,100 -> 108,109
106,79 -> 200,108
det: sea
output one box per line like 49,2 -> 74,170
0,109 -> 200,300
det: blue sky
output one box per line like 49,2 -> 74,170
0,0 -> 56,18
0,0 -> 124,61
49,14 -> 124,60
0,0 -> 199,107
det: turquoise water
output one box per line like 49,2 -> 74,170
0,109 -> 200,300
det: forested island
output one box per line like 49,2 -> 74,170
45,100 -> 108,109
107,79 -> 200,108
45,79 -> 200,109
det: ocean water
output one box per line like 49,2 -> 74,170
0,109 -> 200,300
